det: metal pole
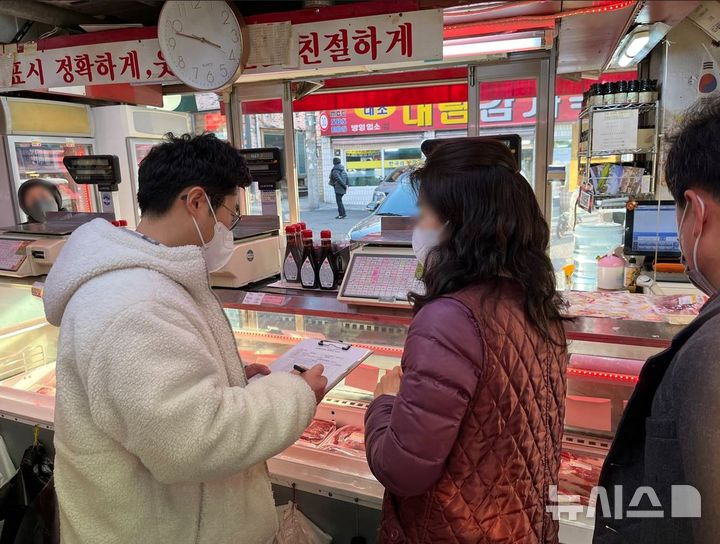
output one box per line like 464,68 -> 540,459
228,87 -> 249,215
534,50 -> 556,221
467,65 -> 479,137
283,82 -> 300,224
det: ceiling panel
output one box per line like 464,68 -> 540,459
557,2 -> 639,74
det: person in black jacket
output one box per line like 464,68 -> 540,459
329,157 -> 348,219
593,97 -> 720,543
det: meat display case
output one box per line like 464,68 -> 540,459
0,278 -> 685,543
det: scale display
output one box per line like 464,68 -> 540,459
0,239 -> 29,272
63,155 -> 121,185
340,252 -> 424,304
238,147 -> 283,189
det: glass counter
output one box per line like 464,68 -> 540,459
0,281 -> 57,426
0,279 -> 688,541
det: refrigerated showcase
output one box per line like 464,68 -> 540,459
92,105 -> 192,228
0,97 -> 97,224
0,280 -> 684,542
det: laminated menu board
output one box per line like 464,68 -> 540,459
591,109 -> 639,154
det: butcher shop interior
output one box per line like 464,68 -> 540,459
0,0 -> 717,542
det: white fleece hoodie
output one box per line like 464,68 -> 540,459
43,219 -> 317,544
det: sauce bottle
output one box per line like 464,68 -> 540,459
296,222 -> 306,248
317,230 -> 339,290
282,225 -> 300,283
300,229 -> 319,289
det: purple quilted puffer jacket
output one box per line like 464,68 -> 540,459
365,279 -> 568,543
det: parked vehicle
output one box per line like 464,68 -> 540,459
349,176 -> 418,241
365,166 -> 416,211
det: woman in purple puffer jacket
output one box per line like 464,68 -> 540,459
364,138 -> 569,544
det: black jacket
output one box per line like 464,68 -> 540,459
593,295 -> 720,544
330,164 -> 348,195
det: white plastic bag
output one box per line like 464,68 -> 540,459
0,435 -> 15,487
273,502 -> 332,544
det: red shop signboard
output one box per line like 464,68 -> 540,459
319,96 -> 583,136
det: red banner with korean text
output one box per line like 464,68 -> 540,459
0,38 -> 178,91
318,96 -> 584,136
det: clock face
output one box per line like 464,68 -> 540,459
158,0 -> 246,91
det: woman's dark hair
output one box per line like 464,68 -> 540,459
409,138 -> 566,341
137,132 -> 251,216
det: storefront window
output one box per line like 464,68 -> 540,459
343,149 -> 382,186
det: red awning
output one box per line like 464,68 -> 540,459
241,70 -> 637,114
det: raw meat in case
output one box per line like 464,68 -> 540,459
320,425 -> 366,458
299,419 -> 336,446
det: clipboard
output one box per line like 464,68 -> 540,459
249,339 -> 373,393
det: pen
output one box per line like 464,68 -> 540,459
293,364 -> 308,374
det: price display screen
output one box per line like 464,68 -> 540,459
63,155 -> 121,184
342,254 -> 425,301
0,239 -> 29,271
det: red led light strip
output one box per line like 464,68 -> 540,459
234,330 -> 405,358
444,0 -> 636,38
567,367 -> 639,383
234,331 -> 639,380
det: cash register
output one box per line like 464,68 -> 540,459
208,148 -> 283,289
624,200 -> 700,296
0,155 -> 120,278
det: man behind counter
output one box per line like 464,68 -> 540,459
43,133 -> 327,544
593,98 -> 720,543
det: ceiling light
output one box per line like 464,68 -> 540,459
443,36 -> 544,58
625,31 -> 650,57
609,23 -> 671,69
617,53 -> 633,68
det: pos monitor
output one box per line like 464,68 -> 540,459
624,200 -> 681,259
421,135 -> 522,168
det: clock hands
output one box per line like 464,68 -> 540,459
175,31 -> 222,49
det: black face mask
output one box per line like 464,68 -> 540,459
26,199 -> 59,223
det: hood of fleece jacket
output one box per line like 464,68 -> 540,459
43,218 -> 207,326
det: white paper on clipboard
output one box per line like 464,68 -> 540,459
248,339 -> 372,393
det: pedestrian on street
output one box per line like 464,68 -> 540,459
330,157 -> 348,219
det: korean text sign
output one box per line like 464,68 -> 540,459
0,39 -> 178,91
319,96 -> 585,136
245,10 -> 443,72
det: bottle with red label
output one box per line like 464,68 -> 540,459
299,229 -> 319,289
317,230 -> 339,290
282,225 -> 301,283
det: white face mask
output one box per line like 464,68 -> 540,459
412,224 -> 444,267
191,193 -> 235,273
677,196 -> 716,296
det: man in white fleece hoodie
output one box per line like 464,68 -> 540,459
42,133 -> 327,544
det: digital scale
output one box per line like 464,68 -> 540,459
0,213 -> 114,278
0,155 -> 121,278
209,148 -> 284,289
337,246 -> 424,308
337,218 -> 424,308
209,215 -> 282,289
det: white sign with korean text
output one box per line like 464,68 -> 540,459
591,109 -> 639,154
0,38 -> 178,92
245,9 -> 444,72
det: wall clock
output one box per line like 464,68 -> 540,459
158,1 -> 248,91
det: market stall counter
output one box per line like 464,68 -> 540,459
0,277 -> 700,543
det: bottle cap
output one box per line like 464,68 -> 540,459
285,225 -> 295,234
321,230 -> 332,238
299,222 -> 307,229
302,229 -> 313,238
